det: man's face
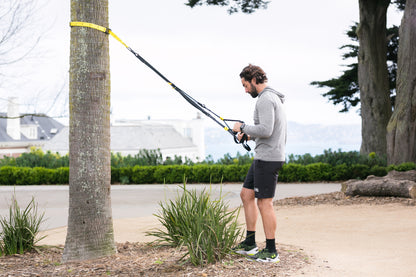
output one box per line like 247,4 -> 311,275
241,78 -> 258,98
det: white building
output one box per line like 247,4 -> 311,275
43,116 -> 205,161
0,98 -> 64,157
1,98 -> 205,161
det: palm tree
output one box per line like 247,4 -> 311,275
63,0 -> 116,262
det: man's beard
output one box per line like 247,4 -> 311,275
249,84 -> 258,98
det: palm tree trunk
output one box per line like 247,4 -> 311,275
63,0 -> 115,262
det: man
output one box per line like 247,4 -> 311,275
232,64 -> 286,263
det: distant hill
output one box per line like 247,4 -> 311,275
204,121 -> 361,161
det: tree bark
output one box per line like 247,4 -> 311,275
63,0 -> 115,262
357,0 -> 391,156
342,170 -> 416,199
387,0 -> 416,164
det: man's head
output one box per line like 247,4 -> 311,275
240,64 -> 268,98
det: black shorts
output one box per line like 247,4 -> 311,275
243,160 -> 284,199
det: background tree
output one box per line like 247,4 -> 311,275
62,0 -> 116,262
356,0 -> 392,157
310,24 -> 399,113
0,0 -> 41,72
185,0 -> 269,14
312,1 -> 405,158
387,0 -> 416,164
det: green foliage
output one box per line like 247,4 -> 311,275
222,164 -> 251,182
12,147 -> 68,169
310,22 -> 399,113
0,149 -> 415,185
215,152 -> 254,165
153,166 -> 192,184
0,166 -> 16,185
111,149 -> 164,167
332,164 -> 352,181
0,196 -> 45,256
130,166 -> 156,184
349,164 -> 370,180
0,166 -> 69,185
288,149 -> 387,167
147,185 -> 242,266
305,163 -> 333,181
278,164 -> 308,182
368,165 -> 388,177
388,162 -> 416,172
0,148 -> 253,169
185,0 -> 269,14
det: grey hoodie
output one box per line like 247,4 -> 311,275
243,86 -> 287,161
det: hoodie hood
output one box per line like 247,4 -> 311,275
263,86 -> 285,104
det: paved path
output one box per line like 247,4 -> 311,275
0,183 -> 340,230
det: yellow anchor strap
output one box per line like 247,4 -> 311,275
70,21 -> 128,49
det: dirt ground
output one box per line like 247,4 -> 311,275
1,192 -> 416,277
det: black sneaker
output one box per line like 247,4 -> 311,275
232,241 -> 259,256
249,249 -> 280,263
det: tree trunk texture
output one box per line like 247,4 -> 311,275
387,0 -> 416,164
342,170 -> 416,199
63,0 -> 115,262
357,0 -> 391,156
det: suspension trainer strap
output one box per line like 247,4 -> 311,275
70,21 -> 251,151
70,22 -> 128,48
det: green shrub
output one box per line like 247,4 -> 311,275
14,167 -> 33,186
131,166 -> 156,184
395,162 -> 416,172
349,164 -> 370,180
147,185 -> 242,266
190,165 -> 213,183
279,163 -> 308,182
205,165 -> 224,183
287,149 -> 387,167
0,166 -> 16,185
369,165 -> 388,177
305,163 -> 332,181
222,164 -> 250,182
111,167 -> 120,184
332,164 -> 351,181
153,165 -> 191,184
52,167 -> 69,184
0,196 -> 45,256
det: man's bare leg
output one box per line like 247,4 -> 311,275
257,198 -> 276,239
240,187 -> 258,231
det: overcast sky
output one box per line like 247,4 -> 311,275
1,0 -> 403,127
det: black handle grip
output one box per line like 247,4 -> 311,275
232,132 -> 251,151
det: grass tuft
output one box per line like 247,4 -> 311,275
0,196 -> 45,256
147,184 -> 242,266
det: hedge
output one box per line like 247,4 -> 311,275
0,162 -> 415,185
0,166 -> 69,186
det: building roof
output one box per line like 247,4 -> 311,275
43,123 -> 196,153
0,113 -> 64,142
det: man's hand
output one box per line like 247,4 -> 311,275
237,132 -> 250,142
233,122 -> 243,133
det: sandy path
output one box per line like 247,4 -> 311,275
40,204 -> 416,277
276,204 -> 416,276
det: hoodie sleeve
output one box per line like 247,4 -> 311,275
243,94 -> 275,138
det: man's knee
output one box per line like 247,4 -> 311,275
240,188 -> 255,203
257,198 -> 273,212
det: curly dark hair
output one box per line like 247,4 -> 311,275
239,64 -> 268,84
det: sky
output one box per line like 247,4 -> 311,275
0,0 -> 404,129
